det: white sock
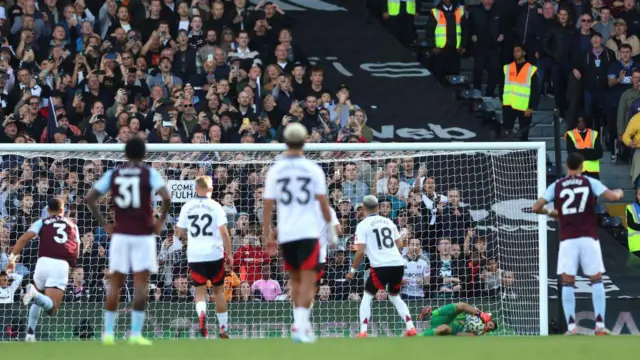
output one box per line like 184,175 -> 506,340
195,301 -> 207,317
389,295 -> 414,329
293,307 -> 310,333
216,312 -> 228,331
359,292 -> 374,333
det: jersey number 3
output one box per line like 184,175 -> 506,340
52,223 -> 68,244
114,176 -> 141,209
559,186 -> 589,214
277,177 -> 311,205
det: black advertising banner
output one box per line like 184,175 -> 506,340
549,299 -> 640,334
286,3 -> 490,142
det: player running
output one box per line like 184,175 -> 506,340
263,123 -> 337,344
418,303 -> 496,336
346,195 -> 418,338
86,137 -> 171,345
175,175 -> 233,339
532,152 -> 623,335
5,198 -> 79,342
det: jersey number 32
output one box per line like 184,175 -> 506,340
559,186 -> 589,215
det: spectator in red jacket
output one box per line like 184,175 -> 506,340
233,228 -> 270,285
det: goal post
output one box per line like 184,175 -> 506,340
0,142 -> 548,339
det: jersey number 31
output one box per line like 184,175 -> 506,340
559,186 -> 589,214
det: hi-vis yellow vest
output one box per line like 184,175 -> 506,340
432,7 -> 464,49
626,203 -> 640,252
388,0 -> 416,16
502,62 -> 537,111
565,129 -> 601,173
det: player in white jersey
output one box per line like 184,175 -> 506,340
316,206 -> 341,283
175,176 -> 233,339
263,123 -> 337,344
346,195 -> 418,338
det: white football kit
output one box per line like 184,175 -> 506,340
177,196 -> 228,263
264,155 -> 327,244
318,207 -> 340,264
354,214 -> 404,268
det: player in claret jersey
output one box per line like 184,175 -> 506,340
533,152 -> 623,335
263,123 -> 337,344
346,195 -> 418,338
175,176 -> 233,339
86,137 -> 171,345
5,198 -> 79,342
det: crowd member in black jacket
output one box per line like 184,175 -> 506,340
467,0 -> 507,97
430,238 -> 466,298
515,0 -> 544,57
616,0 -> 640,36
573,32 -> 616,130
542,8 -> 578,119
536,1 -> 559,95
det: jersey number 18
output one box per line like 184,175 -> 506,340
373,227 -> 394,250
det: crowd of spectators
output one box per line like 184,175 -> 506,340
371,0 -> 640,164
0,154 -> 516,304
0,0 -> 518,308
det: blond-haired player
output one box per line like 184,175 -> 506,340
176,176 -> 233,339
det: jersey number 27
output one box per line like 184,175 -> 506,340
559,186 -> 589,214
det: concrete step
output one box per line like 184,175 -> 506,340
414,15 -> 429,27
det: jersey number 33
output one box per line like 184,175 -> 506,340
277,177 -> 311,205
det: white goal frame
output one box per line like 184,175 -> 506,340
0,141 -> 548,336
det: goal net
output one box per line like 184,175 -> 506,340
0,143 -> 547,340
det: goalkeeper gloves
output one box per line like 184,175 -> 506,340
476,311 -> 492,324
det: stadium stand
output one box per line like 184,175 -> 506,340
0,0 -> 639,340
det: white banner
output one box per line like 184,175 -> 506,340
168,180 -> 197,203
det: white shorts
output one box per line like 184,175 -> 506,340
557,236 -> 606,276
109,234 -> 158,274
33,257 -> 70,291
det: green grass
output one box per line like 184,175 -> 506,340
2,336 -> 638,360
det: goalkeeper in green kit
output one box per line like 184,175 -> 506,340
418,303 -> 497,336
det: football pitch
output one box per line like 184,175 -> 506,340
1,336 -> 637,360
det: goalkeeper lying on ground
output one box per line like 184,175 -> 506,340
418,303 -> 497,336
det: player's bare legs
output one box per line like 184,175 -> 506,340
387,291 -> 416,336
25,285 -> 63,341
194,285 -> 209,337
130,270 -> 152,345
358,290 -> 374,337
212,285 -> 229,338
103,271 -> 126,344
560,273 -> 577,334
589,272 -> 609,335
